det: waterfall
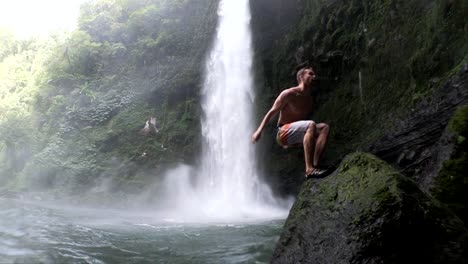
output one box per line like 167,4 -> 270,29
159,0 -> 290,222
199,0 -> 258,212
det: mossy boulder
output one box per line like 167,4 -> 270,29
272,152 -> 467,264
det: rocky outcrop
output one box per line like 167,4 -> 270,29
369,71 -> 467,190
272,153 -> 468,264
431,105 -> 468,225
368,70 -> 468,225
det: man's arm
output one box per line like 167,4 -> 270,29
252,90 -> 289,143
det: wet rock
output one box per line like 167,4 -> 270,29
431,105 -> 468,225
272,153 -> 468,264
369,72 -> 468,193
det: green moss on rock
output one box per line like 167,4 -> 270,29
272,152 -> 467,264
432,105 -> 468,225
448,105 -> 468,136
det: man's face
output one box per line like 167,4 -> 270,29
303,69 -> 316,85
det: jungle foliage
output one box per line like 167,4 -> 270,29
0,0 -> 218,194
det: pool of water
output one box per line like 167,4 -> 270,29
0,198 -> 284,263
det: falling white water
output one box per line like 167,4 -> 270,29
200,0 -> 261,215
158,0 -> 291,222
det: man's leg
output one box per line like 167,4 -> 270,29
313,123 -> 330,168
303,121 -> 317,175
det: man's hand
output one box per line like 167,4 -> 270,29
252,130 -> 262,143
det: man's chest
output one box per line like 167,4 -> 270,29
287,96 -> 313,113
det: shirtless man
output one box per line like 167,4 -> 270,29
252,67 -> 330,178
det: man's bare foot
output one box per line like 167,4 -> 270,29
305,167 -> 319,178
305,167 -> 327,179
305,167 -> 316,176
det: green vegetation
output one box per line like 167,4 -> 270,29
0,30 -> 54,188
0,0 -> 219,194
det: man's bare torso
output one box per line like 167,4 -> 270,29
278,87 -> 314,125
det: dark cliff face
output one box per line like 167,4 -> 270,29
369,71 -> 467,194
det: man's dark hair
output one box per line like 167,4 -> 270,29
297,67 -> 312,84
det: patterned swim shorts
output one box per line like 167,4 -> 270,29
276,120 -> 314,148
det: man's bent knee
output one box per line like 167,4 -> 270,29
317,123 -> 330,134
323,123 -> 330,134
306,121 -> 316,132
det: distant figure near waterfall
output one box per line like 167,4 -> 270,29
140,116 -> 159,136
252,67 -> 330,178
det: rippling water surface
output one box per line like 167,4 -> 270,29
0,198 -> 284,263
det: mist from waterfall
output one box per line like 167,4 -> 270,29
159,0 -> 291,222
